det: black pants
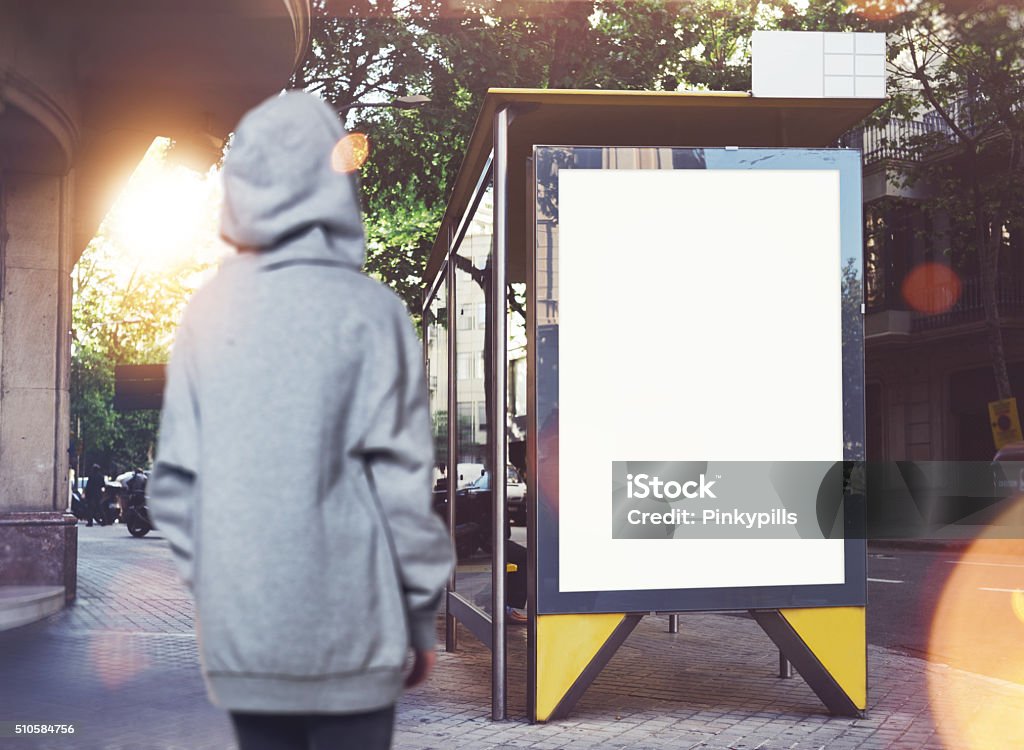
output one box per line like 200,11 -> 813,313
84,494 -> 101,524
229,705 -> 395,750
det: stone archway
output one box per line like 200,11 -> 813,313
0,1 -> 310,627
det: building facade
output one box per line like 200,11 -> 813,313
846,111 -> 1024,463
0,1 -> 309,624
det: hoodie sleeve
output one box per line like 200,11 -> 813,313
149,319 -> 201,592
357,303 -> 455,652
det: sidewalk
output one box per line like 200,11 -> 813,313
2,524 -> 1022,749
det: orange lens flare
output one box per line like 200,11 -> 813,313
927,502 -> 1024,749
901,263 -> 962,315
1013,589 -> 1024,625
90,631 -> 152,690
331,133 -> 370,174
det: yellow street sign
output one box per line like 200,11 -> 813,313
989,397 -> 1024,450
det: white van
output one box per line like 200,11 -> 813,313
456,463 -> 486,489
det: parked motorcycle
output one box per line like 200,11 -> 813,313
70,486 -> 88,523
96,487 -> 121,526
121,470 -> 151,537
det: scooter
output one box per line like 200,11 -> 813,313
124,490 -> 151,537
97,491 -> 121,526
122,471 -> 151,537
70,487 -> 89,522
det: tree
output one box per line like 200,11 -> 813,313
294,0 -> 873,478
71,139 -> 220,473
295,0 -> 814,314
885,1 -> 1024,401
71,248 -> 209,473
294,0 -> 445,108
672,0 -> 773,91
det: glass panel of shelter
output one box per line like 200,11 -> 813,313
506,281 -> 528,617
425,274 -> 449,575
453,183 -> 495,616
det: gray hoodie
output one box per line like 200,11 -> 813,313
149,90 -> 454,714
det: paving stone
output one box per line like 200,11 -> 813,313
2,523 -> 1024,748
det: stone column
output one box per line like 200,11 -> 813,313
0,170 -> 77,602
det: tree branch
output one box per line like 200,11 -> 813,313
907,32 -> 975,145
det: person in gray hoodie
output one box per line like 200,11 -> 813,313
148,90 -> 454,750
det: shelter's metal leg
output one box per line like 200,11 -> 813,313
779,650 -> 792,678
668,614 -> 679,634
445,613 -> 458,652
751,609 -> 865,717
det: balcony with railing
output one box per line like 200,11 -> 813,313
841,92 -> 1024,166
912,276 -> 1024,332
866,273 -> 1024,335
837,118 -> 938,164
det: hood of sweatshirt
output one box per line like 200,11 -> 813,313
220,90 -> 365,268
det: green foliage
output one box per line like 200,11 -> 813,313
885,2 -> 1024,240
671,0 -> 765,91
72,237 -> 215,471
297,0 -> 870,314
841,257 -> 865,455
363,190 -> 442,319
776,0 -> 867,33
74,0 -> 901,472
883,1 -> 1024,399
70,346 -> 116,466
71,143 -> 220,473
432,410 -> 449,463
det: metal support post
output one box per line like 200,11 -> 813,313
490,105 -> 511,720
445,248 -> 458,653
779,650 -> 793,678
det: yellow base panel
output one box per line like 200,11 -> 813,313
781,606 -> 867,709
535,613 -> 626,721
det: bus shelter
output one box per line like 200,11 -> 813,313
422,89 -> 880,722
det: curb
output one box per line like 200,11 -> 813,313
867,538 -> 973,553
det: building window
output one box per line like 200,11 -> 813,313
458,402 -> 473,445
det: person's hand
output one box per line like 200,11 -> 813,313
404,648 -> 436,688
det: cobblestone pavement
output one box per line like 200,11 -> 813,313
2,523 -> 1023,749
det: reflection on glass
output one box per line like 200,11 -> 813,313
506,281 -> 528,619
426,277 -> 449,560
454,184 -> 494,615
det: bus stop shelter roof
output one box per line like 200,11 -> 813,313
424,88 -> 881,287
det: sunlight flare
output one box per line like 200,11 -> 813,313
103,138 -> 227,279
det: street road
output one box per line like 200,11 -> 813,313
867,544 -> 1024,685
508,532 -> 1024,687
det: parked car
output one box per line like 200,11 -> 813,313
432,481 -> 492,561
992,441 -> 1024,498
431,465 -> 523,559
466,467 -> 527,525
506,467 -> 526,525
